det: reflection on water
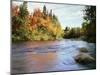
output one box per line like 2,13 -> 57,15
11,39 -> 96,74
29,52 -> 57,72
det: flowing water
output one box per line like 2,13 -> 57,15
11,39 -> 96,74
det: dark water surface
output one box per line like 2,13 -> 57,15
11,39 -> 96,74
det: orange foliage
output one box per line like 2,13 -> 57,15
12,5 -> 19,16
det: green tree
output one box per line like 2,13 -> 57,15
19,1 -> 29,24
49,9 -> 53,17
43,5 -> 46,15
64,27 -> 70,32
43,5 -> 47,19
12,1 -> 30,41
82,6 -> 96,42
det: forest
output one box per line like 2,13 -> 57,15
12,1 -> 96,43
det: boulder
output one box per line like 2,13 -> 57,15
75,53 -> 95,64
79,47 -> 89,53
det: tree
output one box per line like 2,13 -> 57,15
12,3 -> 63,41
63,27 -> 81,38
19,1 -> 28,20
43,5 -> 46,13
82,6 -> 96,42
12,1 -> 30,41
64,27 -> 70,32
49,9 -> 53,17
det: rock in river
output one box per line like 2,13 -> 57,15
74,53 -> 95,64
79,47 -> 89,53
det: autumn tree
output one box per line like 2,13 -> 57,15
12,3 -> 63,41
12,1 -> 30,41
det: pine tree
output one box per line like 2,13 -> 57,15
49,9 -> 52,17
43,5 -> 47,15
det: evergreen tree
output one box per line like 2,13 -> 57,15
82,6 -> 96,42
49,9 -> 52,17
19,1 -> 28,19
43,5 -> 47,15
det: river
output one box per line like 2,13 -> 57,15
11,39 -> 96,74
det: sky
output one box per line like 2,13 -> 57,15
12,1 -> 85,29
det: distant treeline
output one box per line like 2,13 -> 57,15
63,6 -> 96,43
12,1 -> 96,43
